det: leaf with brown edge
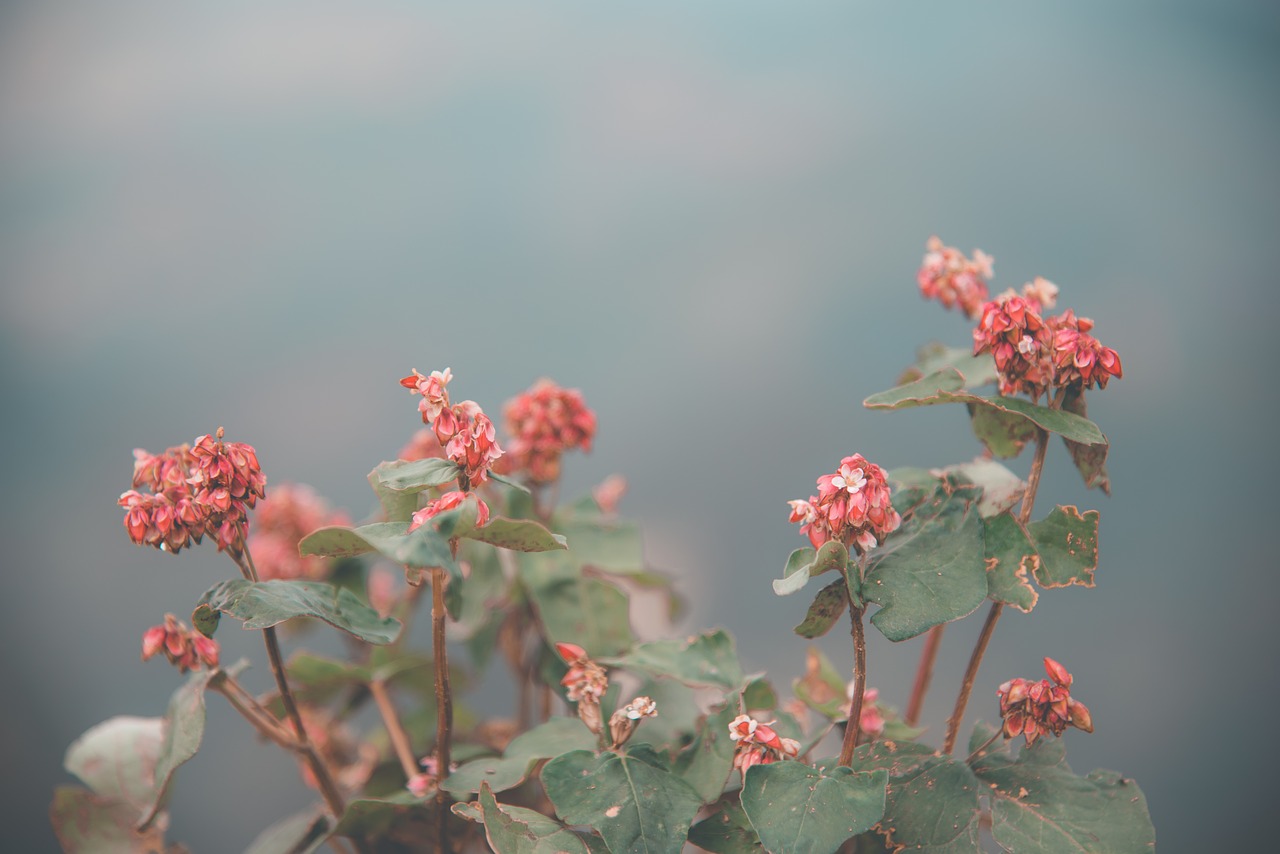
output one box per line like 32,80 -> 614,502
794,579 -> 849,639
983,513 -> 1039,613
1027,506 -> 1099,589
1061,386 -> 1112,495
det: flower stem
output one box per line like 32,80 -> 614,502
838,601 -> 867,767
211,677 -> 302,754
943,423 -> 1051,754
431,560 -> 454,853
964,728 -> 1003,765
370,679 -> 419,783
905,624 -> 945,727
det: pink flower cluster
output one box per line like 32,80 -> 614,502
845,685 -> 886,740
973,293 -> 1123,398
501,379 -> 597,484
119,429 -> 266,556
788,454 -> 901,554
406,489 -> 490,533
141,614 -> 219,673
728,714 -> 800,773
248,484 -> 349,581
918,236 -> 994,319
608,695 -> 659,750
556,642 -> 609,735
997,657 -> 1094,745
400,369 -> 503,487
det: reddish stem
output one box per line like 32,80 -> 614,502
905,624 -> 945,728
838,602 -> 867,766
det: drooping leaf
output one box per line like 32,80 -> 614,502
862,484 -> 988,642
687,799 -> 766,853
773,541 -> 849,596
863,370 -> 1106,446
1027,506 -> 1099,589
602,629 -> 744,691
983,512 -> 1039,613
970,733 -> 1155,854
442,717 -> 597,796
969,403 -> 1040,459
1061,386 -> 1111,494
740,761 -> 888,854
243,808 -> 330,854
522,553 -> 634,656
673,699 -> 742,802
794,579 -> 848,639
49,787 -> 168,854
542,748 -> 704,854
462,517 -> 568,553
849,740 -> 982,854
793,646 -> 847,720
193,579 -> 401,644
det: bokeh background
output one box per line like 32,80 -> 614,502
2,1 -> 1276,850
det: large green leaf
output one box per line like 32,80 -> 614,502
523,553 -> 634,656
331,791 -> 431,842
243,808 -> 330,854
459,782 -> 595,854
367,461 -> 426,523
442,717 -> 597,796
372,457 -> 461,493
542,749 -> 705,854
970,733 -> 1155,853
794,579 -> 848,639
463,517 -> 568,553
299,520 -> 460,574
863,369 -> 1106,446
772,541 -> 849,597
673,699 -> 742,801
849,741 -> 981,854
740,762 -> 888,854
49,787 -> 167,854
1027,506 -> 1099,589
862,485 -> 988,642
687,799 -> 766,853
193,579 -> 401,644
983,512 -> 1039,613
603,629 -> 744,691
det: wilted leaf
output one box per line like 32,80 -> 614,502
193,579 -> 401,645
50,787 -> 167,854
794,579 -> 848,639
466,782 -> 594,854
983,513 -> 1039,613
1061,386 -> 1111,494
1027,506 -> 1099,589
740,762 -> 888,854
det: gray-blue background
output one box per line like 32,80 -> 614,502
2,1 -> 1275,850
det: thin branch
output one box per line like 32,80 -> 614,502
370,679 -> 420,783
838,602 -> 867,767
431,561 -> 455,854
905,624 -> 945,727
210,679 -> 302,753
965,728 -> 1003,765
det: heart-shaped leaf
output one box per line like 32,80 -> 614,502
740,761 -> 888,854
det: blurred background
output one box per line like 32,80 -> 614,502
2,0 -> 1276,850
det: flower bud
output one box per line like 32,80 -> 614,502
1043,656 -> 1073,688
578,697 -> 603,735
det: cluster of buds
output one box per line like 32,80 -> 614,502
119,429 -> 266,556
973,292 -> 1122,398
608,696 -> 659,750
997,657 -> 1094,746
406,489 -> 490,534
141,614 -> 219,673
844,684 -> 886,741
501,379 -> 597,484
728,714 -> 800,773
247,484 -> 348,581
556,642 -> 609,734
917,236 -> 994,319
788,454 -> 901,554
400,368 -> 504,488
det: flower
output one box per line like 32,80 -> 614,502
728,714 -> 800,772
917,236 -> 994,319
592,475 -> 627,515
556,642 -> 609,705
406,490 -> 490,533
141,614 -> 219,673
400,368 -> 453,423
790,454 -> 900,554
502,378 -> 597,484
997,657 -> 1094,745
609,696 -> 659,749
1048,310 -> 1123,391
399,369 -> 505,487
973,295 -> 1053,398
844,684 -> 886,740
248,484 -> 348,581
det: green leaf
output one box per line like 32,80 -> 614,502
970,736 -> 1155,854
50,787 -> 168,854
897,344 -> 999,389
740,762 -> 888,854
673,699 -> 742,802
367,461 -> 427,523
687,799 -> 766,853
331,791 -> 430,841
1061,386 -> 1111,494
936,458 -> 1026,518
773,541 -> 849,596
793,646 -> 848,720
983,513 -> 1040,613
603,629 -> 744,691
552,518 -> 646,574
372,457 -> 461,492
863,370 -> 1106,446
542,749 -> 705,854
849,741 -> 982,854
633,678 -> 702,746
64,716 -> 163,808
523,554 -> 634,657
193,579 -> 401,644
1027,506 -> 1099,589
862,485 -> 988,642
486,470 -> 533,493
463,517 -> 568,552
969,403 -> 1040,459
794,579 -> 848,639
442,717 -> 597,796
466,782 -> 594,854
243,808 -> 330,854
742,677 -> 778,712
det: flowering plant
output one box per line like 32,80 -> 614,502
53,240 -> 1151,853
